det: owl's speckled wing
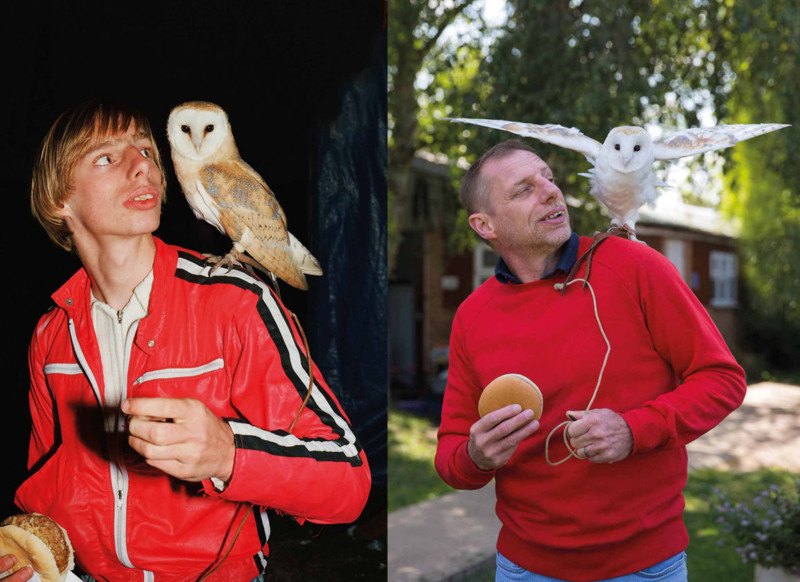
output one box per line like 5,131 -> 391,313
200,158 -> 311,289
652,123 -> 790,161
449,118 -> 603,162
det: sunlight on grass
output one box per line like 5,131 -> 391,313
388,408 -> 455,512
389,408 -> 439,460
683,468 -> 798,581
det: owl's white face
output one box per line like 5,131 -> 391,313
602,126 -> 654,173
167,104 -> 231,161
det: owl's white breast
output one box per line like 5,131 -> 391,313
171,152 -> 227,234
186,179 -> 226,234
592,156 -> 651,215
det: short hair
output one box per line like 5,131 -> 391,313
30,100 -> 166,251
459,138 -> 540,214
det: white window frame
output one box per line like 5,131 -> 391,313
473,242 -> 500,290
663,238 -> 688,281
709,250 -> 739,308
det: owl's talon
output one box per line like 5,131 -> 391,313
204,253 -> 243,274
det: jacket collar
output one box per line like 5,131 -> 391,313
51,237 -> 178,356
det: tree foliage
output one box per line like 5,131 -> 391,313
715,0 -> 800,369
420,0 -> 729,243
388,0 -> 483,275
394,0 -> 800,370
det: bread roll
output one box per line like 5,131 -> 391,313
478,373 -> 543,419
0,513 -> 74,582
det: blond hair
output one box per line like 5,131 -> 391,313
30,100 -> 166,251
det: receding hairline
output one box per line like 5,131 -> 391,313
460,139 -> 543,214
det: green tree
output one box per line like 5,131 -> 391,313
716,0 -> 800,370
455,0 -> 729,234
397,0 -> 800,372
388,0 -> 483,276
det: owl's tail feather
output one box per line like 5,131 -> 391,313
235,231 -> 311,290
289,233 -> 323,276
246,252 -> 309,291
253,248 -> 310,290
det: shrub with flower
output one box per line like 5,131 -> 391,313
712,478 -> 800,571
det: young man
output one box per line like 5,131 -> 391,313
4,101 -> 370,581
435,139 -> 746,581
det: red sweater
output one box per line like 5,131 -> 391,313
435,236 -> 746,581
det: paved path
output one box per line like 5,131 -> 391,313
387,382 -> 800,581
686,382 -> 800,471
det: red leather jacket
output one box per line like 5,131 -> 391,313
16,238 -> 370,581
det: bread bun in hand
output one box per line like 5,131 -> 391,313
478,373 -> 543,420
0,513 -> 74,582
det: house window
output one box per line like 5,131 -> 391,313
663,239 -> 687,281
473,242 -> 499,289
709,251 -> 738,308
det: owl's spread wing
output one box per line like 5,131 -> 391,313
448,118 -> 603,162
652,123 -> 790,161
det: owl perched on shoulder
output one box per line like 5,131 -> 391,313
167,101 -> 322,289
450,118 -> 790,239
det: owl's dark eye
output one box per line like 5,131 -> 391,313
205,124 -> 215,133
180,125 -> 190,134
634,145 -> 641,152
614,144 -> 620,151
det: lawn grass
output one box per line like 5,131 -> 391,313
388,408 -> 799,581
682,467 -> 798,581
388,407 -> 455,511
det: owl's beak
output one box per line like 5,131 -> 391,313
192,134 -> 204,152
622,153 -> 633,167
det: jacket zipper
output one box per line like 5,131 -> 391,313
133,358 -> 224,385
68,318 -> 154,579
111,318 -> 139,569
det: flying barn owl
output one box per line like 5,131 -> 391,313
167,101 -> 322,289
450,118 -> 790,238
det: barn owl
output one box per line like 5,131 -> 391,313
450,118 -> 790,238
167,101 -> 322,289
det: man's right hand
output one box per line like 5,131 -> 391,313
467,404 -> 540,470
0,555 -> 33,581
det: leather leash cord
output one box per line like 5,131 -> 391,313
545,277 -> 611,466
196,503 -> 254,582
197,279 -> 316,581
544,226 -> 637,465
561,225 -> 635,295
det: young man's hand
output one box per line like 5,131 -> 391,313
467,404 -> 540,470
123,397 -> 235,483
0,555 -> 34,581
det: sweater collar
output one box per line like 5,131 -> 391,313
495,231 -> 580,284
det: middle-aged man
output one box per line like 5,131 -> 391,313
435,138 -> 746,582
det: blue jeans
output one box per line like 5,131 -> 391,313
495,551 -> 687,582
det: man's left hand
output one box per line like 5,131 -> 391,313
123,397 -> 235,483
566,409 -> 633,464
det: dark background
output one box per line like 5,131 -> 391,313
1,1 -> 387,579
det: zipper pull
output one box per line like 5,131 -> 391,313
117,310 -> 123,324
